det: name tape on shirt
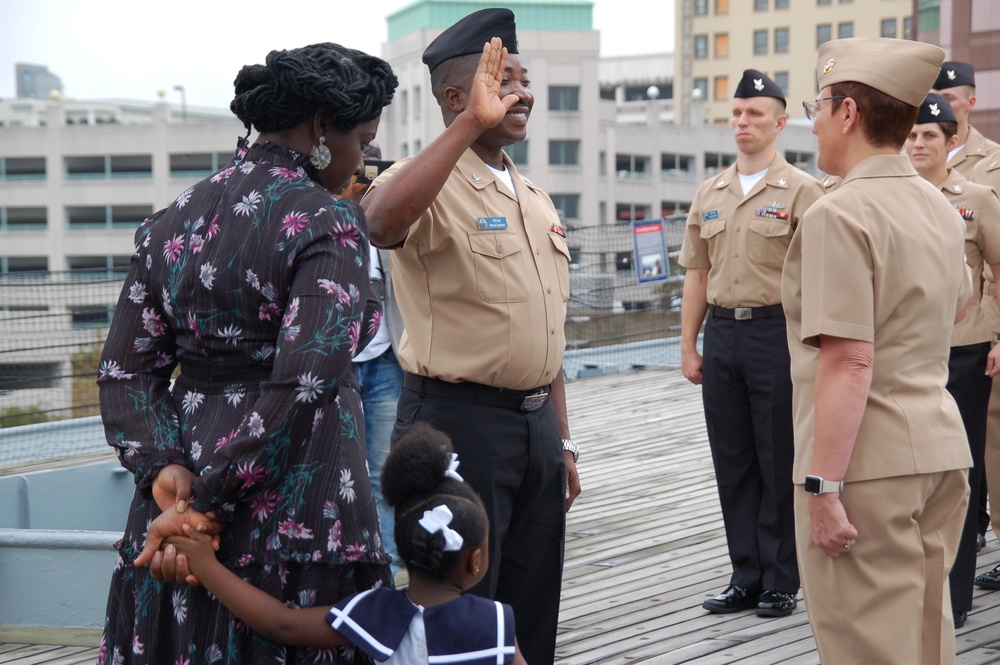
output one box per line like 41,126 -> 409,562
703,211 -> 719,221
477,217 -> 508,230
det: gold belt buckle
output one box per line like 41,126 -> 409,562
735,307 -> 753,321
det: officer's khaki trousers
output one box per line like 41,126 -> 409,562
795,470 -> 968,664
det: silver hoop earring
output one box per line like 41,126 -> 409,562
310,135 -> 332,170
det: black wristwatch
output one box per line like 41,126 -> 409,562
562,438 -> 579,463
804,474 -> 844,495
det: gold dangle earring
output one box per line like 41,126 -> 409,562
310,135 -> 332,170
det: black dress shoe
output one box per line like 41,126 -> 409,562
975,563 -> 1000,590
757,590 -> 797,618
954,610 -> 967,628
702,585 -> 760,614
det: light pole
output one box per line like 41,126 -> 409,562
173,85 -> 187,122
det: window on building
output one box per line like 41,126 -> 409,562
67,255 -> 131,279
817,0 -> 831,4
715,0 -> 729,14
65,155 -> 105,178
904,16 -> 914,39
69,304 -> 115,329
661,201 -> 692,216
754,0 -> 767,10
775,0 -> 788,8
817,24 -> 832,47
694,78 -> 708,100
714,76 -> 728,101
715,33 -> 729,58
774,28 -> 789,53
839,0 -> 853,3
1,207 -> 47,230
694,35 -> 708,59
504,141 -> 527,166
705,152 -> 736,175
2,256 -> 49,277
549,140 -> 580,166
838,22 -> 854,38
111,205 -> 153,228
615,154 -> 651,178
0,362 -> 59,391
754,30 -> 768,55
400,90 -> 408,120
109,155 -> 152,177
550,194 -> 581,221
413,86 -> 422,117
549,86 -> 580,111
65,155 -> 152,179
774,71 -> 789,95
661,153 -> 695,175
880,18 -> 897,38
66,205 -> 152,229
1,156 -> 45,180
599,151 -> 606,176
695,0 -> 708,14
616,203 -> 651,223
785,150 -> 815,171
169,153 -> 217,176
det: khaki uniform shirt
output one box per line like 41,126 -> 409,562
949,125 -> 1000,179
782,154 -> 973,483
937,169 -> 1000,346
679,152 -> 824,307
370,148 -> 570,391
970,153 -> 1000,333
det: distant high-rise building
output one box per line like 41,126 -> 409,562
15,64 -> 63,100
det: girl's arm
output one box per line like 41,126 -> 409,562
167,527 -> 345,648
512,639 -> 528,665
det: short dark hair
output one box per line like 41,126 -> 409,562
230,43 -> 398,134
429,54 -> 480,105
831,81 -> 917,149
382,423 -> 489,580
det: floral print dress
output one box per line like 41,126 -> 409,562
97,140 -> 391,665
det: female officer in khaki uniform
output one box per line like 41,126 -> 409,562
905,94 -> 1000,627
782,38 -> 973,664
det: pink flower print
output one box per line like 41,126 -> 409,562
239,160 -> 256,174
175,187 -> 193,208
312,407 -> 324,433
215,428 -> 238,451
99,360 -> 134,380
142,308 -> 167,336
281,211 -> 311,239
133,337 -> 154,353
232,189 -> 261,216
237,554 -> 254,567
338,468 -> 356,503
279,519 -> 314,540
348,283 -> 361,303
127,281 -> 147,304
317,279 -> 347,301
327,521 -> 343,551
259,302 -> 280,321
345,541 -> 367,561
269,166 -> 302,180
281,297 -> 300,329
218,324 -> 243,345
187,311 -> 199,337
278,562 -> 289,585
189,234 -> 204,254
368,308 -> 383,338
347,320 -> 361,356
295,372 -> 324,403
199,263 -> 217,289
251,491 -> 280,523
298,589 -> 317,607
163,234 -> 185,264
206,215 -> 220,239
236,461 -> 267,490
211,165 -> 236,183
260,282 -> 277,302
153,352 -> 173,369
245,269 -> 260,290
322,500 -> 340,520
330,218 -> 360,250
246,411 -> 265,437
161,288 -> 174,317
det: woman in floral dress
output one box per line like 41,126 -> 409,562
96,43 -> 397,664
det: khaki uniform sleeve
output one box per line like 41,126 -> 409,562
976,187 -> 1000,267
678,188 -> 710,269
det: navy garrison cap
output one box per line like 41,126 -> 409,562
422,7 -> 518,72
733,69 -> 785,103
934,61 -> 976,89
917,92 -> 957,124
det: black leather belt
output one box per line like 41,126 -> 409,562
403,372 -> 550,412
709,304 -> 784,321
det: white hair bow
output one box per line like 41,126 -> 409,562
418,504 -> 464,552
445,452 -> 464,482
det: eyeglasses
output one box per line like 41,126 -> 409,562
802,96 -> 846,121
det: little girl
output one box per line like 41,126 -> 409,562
168,422 -> 526,665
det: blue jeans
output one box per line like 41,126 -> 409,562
354,348 -> 403,577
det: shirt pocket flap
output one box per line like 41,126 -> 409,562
468,232 -> 524,259
700,218 -> 726,239
748,217 -> 792,238
549,232 -> 572,260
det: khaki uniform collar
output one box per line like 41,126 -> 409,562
939,168 -> 966,196
842,153 -> 917,186
454,148 -> 521,202
714,152 -> 791,199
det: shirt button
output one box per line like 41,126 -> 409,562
547,288 -> 552,294
536,249 -> 541,255
734,252 -> 739,258
736,226 -> 740,232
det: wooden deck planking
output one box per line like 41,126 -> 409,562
5,367 -> 1000,663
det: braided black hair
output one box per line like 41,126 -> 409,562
231,43 -> 398,134
382,422 -> 488,580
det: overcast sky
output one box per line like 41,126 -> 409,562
0,0 -> 675,110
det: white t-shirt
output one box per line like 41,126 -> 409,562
353,246 -> 391,363
739,168 -> 768,196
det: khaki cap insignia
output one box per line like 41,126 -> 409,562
823,58 -> 836,74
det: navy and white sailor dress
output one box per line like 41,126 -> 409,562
327,588 -> 516,664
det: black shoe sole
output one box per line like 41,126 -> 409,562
975,578 -> 1000,590
757,605 -> 795,618
702,601 -> 757,614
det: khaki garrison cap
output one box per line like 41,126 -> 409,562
816,38 -> 945,107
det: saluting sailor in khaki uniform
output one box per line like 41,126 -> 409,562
679,69 -> 824,619
905,92 -> 1000,629
784,38 -> 973,664
932,61 -> 1000,178
363,10 -> 579,665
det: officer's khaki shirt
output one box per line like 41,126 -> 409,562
971,153 -> 1000,332
949,125 -> 1000,178
679,153 -> 824,308
782,154 -> 972,483
370,148 -> 569,391
937,169 -> 1000,346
